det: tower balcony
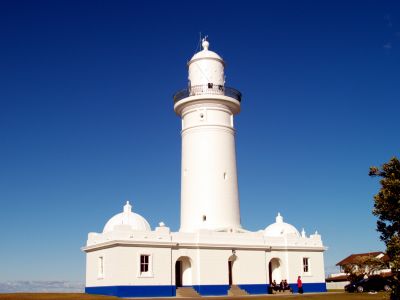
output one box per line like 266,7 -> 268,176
173,84 -> 242,104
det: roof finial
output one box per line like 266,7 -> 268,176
276,212 -> 283,223
202,36 -> 209,51
124,200 -> 132,213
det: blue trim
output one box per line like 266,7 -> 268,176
85,285 -> 175,297
290,282 -> 327,293
86,282 -> 326,297
239,284 -> 268,294
192,284 -> 229,296
193,284 -> 269,295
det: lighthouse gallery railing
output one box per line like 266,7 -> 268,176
173,84 -> 242,103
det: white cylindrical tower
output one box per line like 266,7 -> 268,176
174,39 -> 242,232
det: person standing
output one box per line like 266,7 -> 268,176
297,276 -> 303,294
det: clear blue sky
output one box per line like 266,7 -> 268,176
0,0 -> 399,287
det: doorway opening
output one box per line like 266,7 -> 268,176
175,256 -> 192,287
228,260 -> 233,286
228,253 -> 237,286
268,258 -> 282,284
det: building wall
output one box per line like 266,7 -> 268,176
86,243 -> 326,297
86,246 -> 173,291
172,247 -> 269,295
284,250 -> 327,292
326,281 -> 349,290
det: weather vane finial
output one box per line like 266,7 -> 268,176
202,35 -> 209,50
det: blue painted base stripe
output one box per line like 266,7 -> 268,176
239,284 -> 268,294
192,284 -> 229,296
289,282 -> 327,293
85,285 -> 175,297
86,282 -> 326,297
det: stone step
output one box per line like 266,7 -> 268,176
272,289 -> 293,294
228,285 -> 249,296
176,287 -> 201,297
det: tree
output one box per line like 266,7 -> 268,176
369,157 -> 400,299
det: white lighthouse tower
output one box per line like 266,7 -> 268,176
174,38 -> 242,232
83,40 -> 326,298
84,38 -> 327,297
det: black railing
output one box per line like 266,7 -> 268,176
173,84 -> 242,103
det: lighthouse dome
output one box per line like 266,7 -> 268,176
103,201 -> 151,233
189,39 -> 224,65
187,38 -> 226,89
264,213 -> 300,237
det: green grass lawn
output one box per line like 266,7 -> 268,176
0,292 -> 390,300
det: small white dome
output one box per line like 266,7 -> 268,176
264,213 -> 300,237
103,201 -> 151,233
188,38 -> 224,65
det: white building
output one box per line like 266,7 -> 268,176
83,39 -> 327,297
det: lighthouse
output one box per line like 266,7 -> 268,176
84,38 -> 327,298
174,39 -> 243,232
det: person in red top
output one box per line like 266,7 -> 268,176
297,276 -> 303,294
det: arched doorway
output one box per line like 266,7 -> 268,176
175,256 -> 192,287
268,258 -> 282,284
228,254 -> 237,286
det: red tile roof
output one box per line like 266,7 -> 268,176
336,251 -> 385,266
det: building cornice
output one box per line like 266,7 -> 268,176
82,239 -> 326,253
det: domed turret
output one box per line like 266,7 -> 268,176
173,38 -> 242,115
264,213 -> 300,237
189,39 -> 224,63
103,201 -> 151,233
188,38 -> 225,89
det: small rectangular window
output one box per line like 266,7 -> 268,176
303,257 -> 309,273
98,256 -> 104,278
140,255 -> 150,273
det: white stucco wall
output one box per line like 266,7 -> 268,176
86,246 -> 172,287
231,250 -> 267,284
179,102 -> 241,233
326,281 -> 349,290
85,228 -> 326,288
285,250 -> 326,283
